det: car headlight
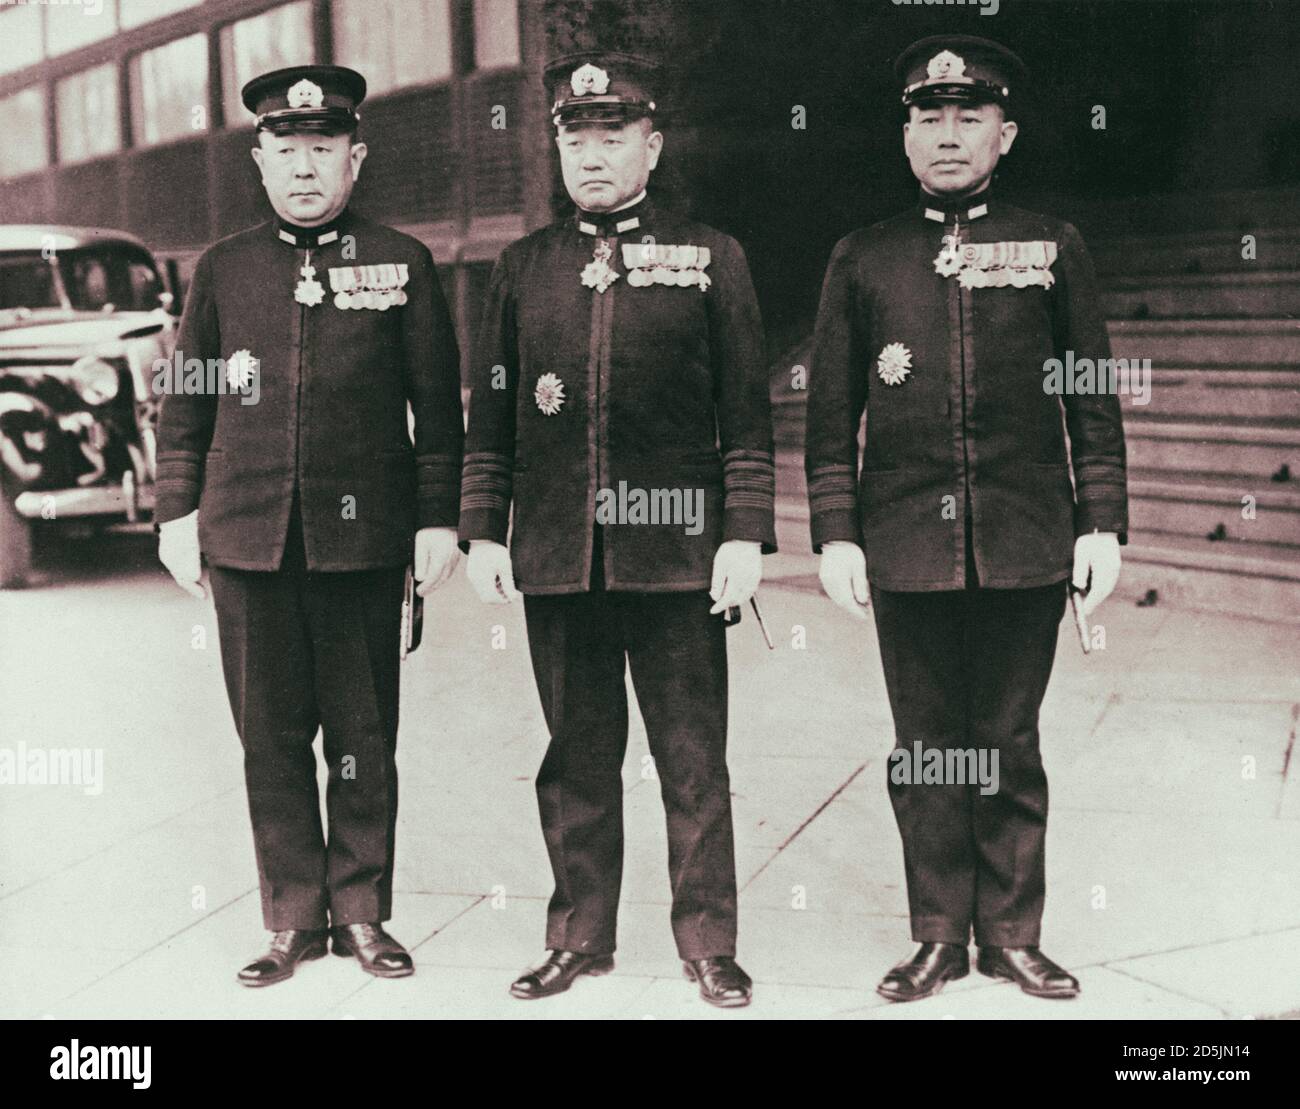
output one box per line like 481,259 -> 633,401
71,357 -> 120,405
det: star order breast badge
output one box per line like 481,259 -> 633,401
534,373 -> 566,416
226,349 -> 258,391
877,342 -> 913,386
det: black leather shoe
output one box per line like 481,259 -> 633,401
683,956 -> 753,1008
876,942 -> 969,1002
509,950 -> 615,999
237,929 -> 328,987
977,946 -> 1080,998
330,923 -> 414,978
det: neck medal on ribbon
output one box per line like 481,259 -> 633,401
581,239 -> 620,294
933,233 -> 963,278
295,258 -> 325,306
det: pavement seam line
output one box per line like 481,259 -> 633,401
51,886 -> 258,1013
0,784 -> 246,905
1103,963 -> 1233,1019
740,761 -> 869,892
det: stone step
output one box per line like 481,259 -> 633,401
1108,318 -> 1300,366
1121,367 -> 1300,422
1130,474 -> 1300,547
1102,271 -> 1300,319
1091,227 -> 1300,277
1125,421 -> 1299,480
1122,531 -> 1300,621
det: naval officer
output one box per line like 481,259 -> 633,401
155,65 -> 464,985
459,52 -> 776,1008
805,35 -> 1127,1001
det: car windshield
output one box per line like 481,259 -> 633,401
0,246 -> 164,313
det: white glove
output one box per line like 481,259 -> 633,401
157,509 -> 205,599
414,526 -> 460,596
1072,530 -> 1121,616
466,540 -> 521,604
709,540 -> 763,614
818,540 -> 869,620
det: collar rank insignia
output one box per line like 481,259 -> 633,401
620,243 -> 712,292
328,263 -> 410,310
571,63 -> 611,96
581,239 -> 620,293
287,79 -> 324,109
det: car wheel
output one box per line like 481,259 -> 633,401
0,481 -> 34,588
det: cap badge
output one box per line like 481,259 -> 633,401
534,373 -> 566,416
287,79 -> 324,109
571,63 -> 611,97
877,343 -> 913,387
926,50 -> 966,81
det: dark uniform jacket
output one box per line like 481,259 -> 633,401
805,189 -> 1128,591
458,196 -> 776,594
155,210 -> 464,571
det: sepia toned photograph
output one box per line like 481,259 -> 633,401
0,0 -> 1296,1055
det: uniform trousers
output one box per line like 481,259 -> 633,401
870,526 -> 1068,947
208,500 -> 406,930
521,527 -> 738,960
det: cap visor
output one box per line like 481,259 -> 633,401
258,108 -> 357,133
904,83 -> 1004,106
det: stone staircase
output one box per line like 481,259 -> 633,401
770,224 -> 1300,620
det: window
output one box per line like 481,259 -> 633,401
57,64 -> 121,164
46,0 -> 119,58
220,1 -> 314,126
0,5 -> 43,77
59,247 -> 163,311
473,0 -> 520,69
0,88 -> 49,179
0,255 -> 61,310
127,257 -> 165,308
332,0 -> 452,96
129,33 -> 209,147
119,0 -> 202,30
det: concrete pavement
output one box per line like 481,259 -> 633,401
1,517 -> 1297,1019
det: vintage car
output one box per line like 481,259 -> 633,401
0,226 -> 178,587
